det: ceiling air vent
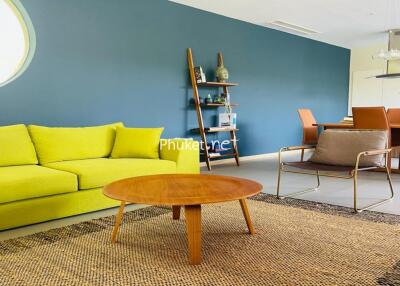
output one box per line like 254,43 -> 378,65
269,20 -> 320,35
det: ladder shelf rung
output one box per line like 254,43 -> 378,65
208,153 -> 236,159
197,82 -> 238,87
190,128 -> 239,133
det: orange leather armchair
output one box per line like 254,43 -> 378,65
298,109 -> 318,161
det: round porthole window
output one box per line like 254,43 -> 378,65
0,0 -> 35,87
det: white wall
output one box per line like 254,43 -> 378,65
348,43 -> 400,115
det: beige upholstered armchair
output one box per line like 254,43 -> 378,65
276,129 -> 394,213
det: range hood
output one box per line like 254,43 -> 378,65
375,29 -> 400,79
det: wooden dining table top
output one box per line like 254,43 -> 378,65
313,123 -> 353,128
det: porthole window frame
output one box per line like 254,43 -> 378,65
0,0 -> 36,87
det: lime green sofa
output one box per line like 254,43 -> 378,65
0,123 -> 199,231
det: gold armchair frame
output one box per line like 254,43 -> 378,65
276,146 -> 394,213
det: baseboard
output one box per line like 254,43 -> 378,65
199,149 -> 306,168
199,153 -> 269,167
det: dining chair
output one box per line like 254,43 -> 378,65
352,106 -> 391,169
352,106 -> 390,130
297,109 -> 318,161
387,108 -> 400,124
387,108 -> 400,168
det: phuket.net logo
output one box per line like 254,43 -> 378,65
160,139 -> 237,151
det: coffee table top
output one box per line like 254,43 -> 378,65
103,174 -> 263,206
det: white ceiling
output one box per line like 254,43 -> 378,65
170,0 -> 400,49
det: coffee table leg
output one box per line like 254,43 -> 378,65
112,201 -> 126,243
172,205 -> 181,220
239,199 -> 255,235
184,205 -> 201,265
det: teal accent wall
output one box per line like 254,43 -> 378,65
0,0 -> 350,156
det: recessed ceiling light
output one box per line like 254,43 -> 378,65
268,20 -> 320,35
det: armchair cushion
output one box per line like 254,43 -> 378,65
309,129 -> 387,167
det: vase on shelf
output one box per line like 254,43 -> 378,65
216,52 -> 229,82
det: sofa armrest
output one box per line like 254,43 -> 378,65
160,139 -> 200,174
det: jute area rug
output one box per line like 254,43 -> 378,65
1,194 -> 400,286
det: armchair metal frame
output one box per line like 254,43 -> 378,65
276,146 -> 394,213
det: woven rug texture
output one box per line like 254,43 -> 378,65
0,194 -> 400,286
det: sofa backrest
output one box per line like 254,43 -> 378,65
28,122 -> 123,164
0,124 -> 38,167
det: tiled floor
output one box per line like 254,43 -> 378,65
1,151 -> 399,241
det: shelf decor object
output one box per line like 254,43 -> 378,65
187,48 -> 240,171
215,52 -> 229,82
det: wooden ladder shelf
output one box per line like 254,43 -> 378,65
187,48 -> 240,171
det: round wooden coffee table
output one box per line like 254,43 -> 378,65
103,174 -> 263,265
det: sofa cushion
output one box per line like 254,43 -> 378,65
111,127 -> 164,159
0,165 -> 78,204
28,122 -> 123,164
309,129 -> 387,167
45,158 -> 176,190
0,124 -> 38,167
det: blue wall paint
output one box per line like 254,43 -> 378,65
0,0 -> 350,156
